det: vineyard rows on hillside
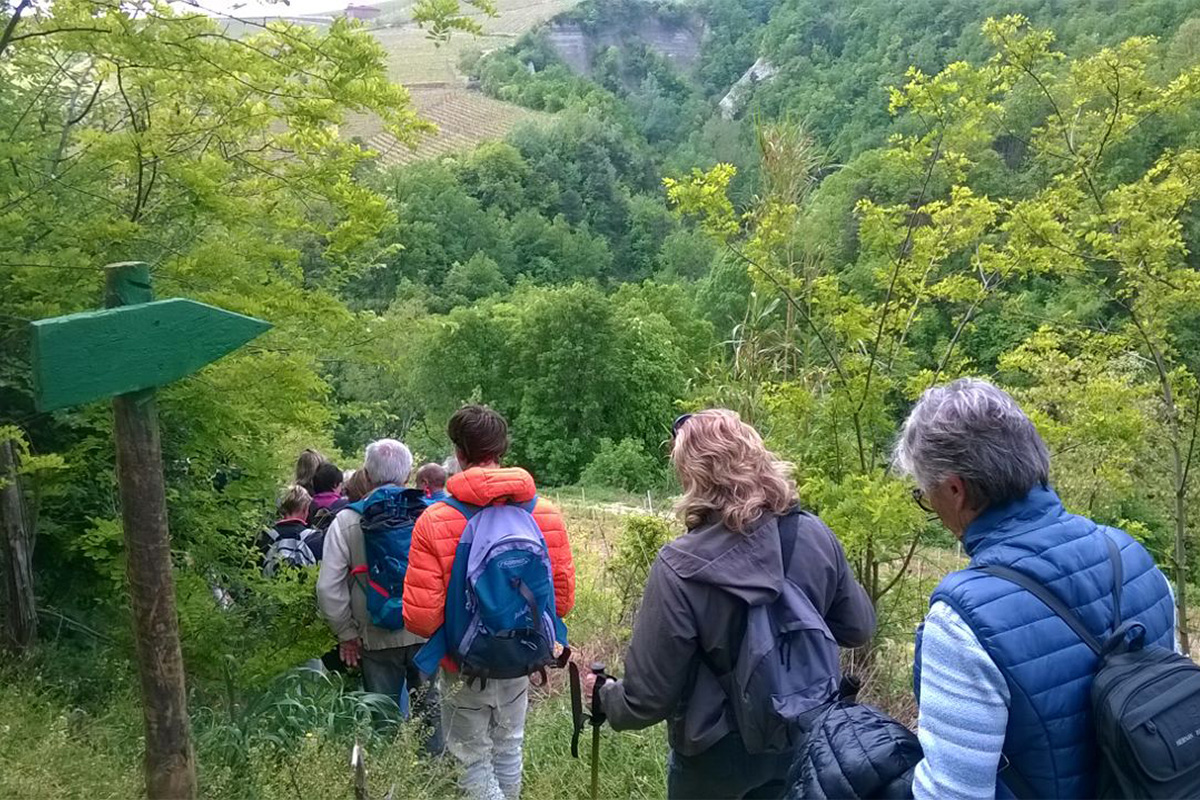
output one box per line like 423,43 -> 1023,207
371,0 -> 579,84
352,87 -> 552,166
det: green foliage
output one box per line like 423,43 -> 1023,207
409,283 -> 691,484
608,514 -> 673,624
0,0 -> 417,689
442,252 -> 509,309
580,437 -> 667,493
414,0 -> 499,41
657,228 -> 719,281
193,668 -> 405,770
754,0 -> 1199,157
0,663 -> 660,800
674,18 -> 1200,627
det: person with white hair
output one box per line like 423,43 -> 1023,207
898,378 -> 1177,800
317,438 -> 443,752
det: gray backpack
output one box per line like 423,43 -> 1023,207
261,526 -> 319,576
707,512 -> 841,754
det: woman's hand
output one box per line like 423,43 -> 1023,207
582,670 -> 599,700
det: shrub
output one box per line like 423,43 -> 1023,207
579,438 -> 665,494
608,514 -> 673,625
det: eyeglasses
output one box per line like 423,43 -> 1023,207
911,487 -> 935,514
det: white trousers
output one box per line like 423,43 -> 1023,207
441,674 -> 530,800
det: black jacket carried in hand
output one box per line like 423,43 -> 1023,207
787,699 -> 922,800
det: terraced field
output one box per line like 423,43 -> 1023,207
371,0 -> 579,84
226,0 -> 573,163
350,87 -> 553,167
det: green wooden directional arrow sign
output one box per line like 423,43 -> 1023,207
31,298 -> 271,412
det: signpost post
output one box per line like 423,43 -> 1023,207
30,262 -> 271,799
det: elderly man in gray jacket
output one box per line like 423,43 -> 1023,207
316,438 -> 443,752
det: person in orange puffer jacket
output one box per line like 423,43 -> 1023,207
404,404 -> 575,800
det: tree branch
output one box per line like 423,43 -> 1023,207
856,129 -> 944,419
8,26 -> 112,44
1181,388 -> 1200,491
0,0 -> 32,60
875,526 -> 923,602
67,78 -> 103,126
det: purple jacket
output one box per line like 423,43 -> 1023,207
310,490 -> 343,511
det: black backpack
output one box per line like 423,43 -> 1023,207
308,498 -> 347,533
980,533 -> 1200,799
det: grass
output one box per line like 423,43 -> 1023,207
0,670 -> 663,800
13,500 -> 1187,799
0,502 -> 660,799
0,684 -> 141,799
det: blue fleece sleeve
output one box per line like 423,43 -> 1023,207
913,601 -> 1010,800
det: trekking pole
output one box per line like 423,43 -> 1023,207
589,662 -> 608,800
568,661 -> 609,800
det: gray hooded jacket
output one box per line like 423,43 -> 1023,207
599,508 -> 875,756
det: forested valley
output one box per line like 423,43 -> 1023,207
1,0 -> 1199,796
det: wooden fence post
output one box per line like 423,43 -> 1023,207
0,437 -> 37,652
106,263 -> 197,800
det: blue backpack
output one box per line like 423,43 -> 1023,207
415,497 -> 568,681
348,486 -> 426,630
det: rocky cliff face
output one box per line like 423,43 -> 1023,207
545,16 -> 704,75
718,57 -> 776,118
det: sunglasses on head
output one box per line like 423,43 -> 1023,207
672,413 -> 695,438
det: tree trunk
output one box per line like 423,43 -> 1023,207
1175,484 -> 1191,654
0,438 -> 37,652
106,263 -> 197,800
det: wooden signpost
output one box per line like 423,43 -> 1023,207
30,262 -> 271,800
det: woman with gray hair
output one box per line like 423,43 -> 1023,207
897,378 -> 1177,800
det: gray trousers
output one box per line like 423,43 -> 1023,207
442,674 -> 530,800
361,643 -> 444,754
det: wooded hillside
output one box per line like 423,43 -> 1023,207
1,0 -> 1198,796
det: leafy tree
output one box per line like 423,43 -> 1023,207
580,437 -> 667,493
754,0 -> 1198,157
508,211 -> 613,284
666,16 -> 1200,620
0,0 -> 475,678
443,252 -> 508,308
408,284 -> 690,485
623,194 -> 679,281
851,14 -> 1200,648
456,142 -> 534,217
657,228 -> 718,280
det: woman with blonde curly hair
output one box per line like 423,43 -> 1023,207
592,409 -> 875,799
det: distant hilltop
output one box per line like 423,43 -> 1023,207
344,4 -> 381,19
210,3 -> 382,26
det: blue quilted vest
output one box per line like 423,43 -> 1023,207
915,486 -> 1175,799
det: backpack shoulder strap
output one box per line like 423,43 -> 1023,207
978,566 -> 1102,655
1101,528 -> 1123,628
978,528 -> 1126,656
441,496 -> 482,521
779,509 -> 801,567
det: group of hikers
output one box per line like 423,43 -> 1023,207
257,380 -> 1199,800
